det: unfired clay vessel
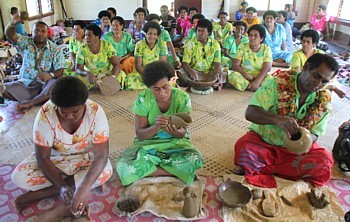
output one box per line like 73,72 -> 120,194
283,127 -> 313,154
169,112 -> 192,128
182,186 -> 199,218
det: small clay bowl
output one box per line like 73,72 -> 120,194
283,127 -> 313,154
218,179 -> 252,207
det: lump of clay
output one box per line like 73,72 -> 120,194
308,187 -> 329,209
262,191 -> 278,217
251,188 -> 262,199
182,186 -> 199,218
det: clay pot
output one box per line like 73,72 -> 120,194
168,112 -> 192,128
185,72 -> 217,91
283,127 -> 313,154
218,179 -> 252,207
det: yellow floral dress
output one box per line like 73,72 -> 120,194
228,43 -> 272,91
213,22 -> 234,45
76,40 -> 126,89
11,99 -> 113,191
126,39 -> 167,90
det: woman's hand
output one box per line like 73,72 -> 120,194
154,116 -> 169,131
87,72 -> 96,84
71,184 -> 90,217
276,116 -> 300,139
164,124 -> 186,138
248,79 -> 261,91
60,185 -> 74,205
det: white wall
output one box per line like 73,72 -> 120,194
63,0 -> 142,20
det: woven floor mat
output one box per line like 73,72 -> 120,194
1,88 -> 350,179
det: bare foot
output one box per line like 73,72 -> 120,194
13,192 -> 37,211
36,204 -> 71,222
232,165 -> 244,175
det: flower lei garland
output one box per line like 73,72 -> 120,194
275,70 -> 331,130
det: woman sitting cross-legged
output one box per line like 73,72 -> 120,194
221,21 -> 249,69
116,61 -> 204,186
263,10 -> 292,68
75,24 -> 125,90
228,24 -> 272,91
11,76 -> 112,218
102,16 -> 135,76
125,22 -> 168,90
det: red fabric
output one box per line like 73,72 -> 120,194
234,131 -> 334,188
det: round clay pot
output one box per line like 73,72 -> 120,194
283,127 -> 313,154
169,112 -> 192,128
185,72 -> 217,91
218,179 -> 252,207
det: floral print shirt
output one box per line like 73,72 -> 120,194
15,34 -> 65,86
33,99 -> 109,156
102,31 -> 135,57
134,39 -> 167,67
183,37 -> 221,73
76,39 -> 116,75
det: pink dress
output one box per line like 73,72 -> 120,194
311,13 -> 330,32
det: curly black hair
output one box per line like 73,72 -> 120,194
247,24 -> 266,43
51,76 -> 88,108
191,13 -> 205,24
85,24 -> 102,38
142,61 -> 175,87
196,18 -> 213,35
143,22 -> 161,36
98,10 -> 111,19
72,20 -> 86,29
263,10 -> 278,20
111,16 -> 125,28
301,29 -> 320,44
306,53 -> 339,77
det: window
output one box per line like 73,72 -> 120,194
253,0 -> 294,11
25,0 -> 54,19
340,0 -> 350,20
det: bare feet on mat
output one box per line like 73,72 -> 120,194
13,192 -> 36,211
232,165 -> 244,175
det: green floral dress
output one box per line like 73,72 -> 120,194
76,40 -> 126,89
213,22 -> 234,45
116,88 -> 204,186
64,38 -> 84,76
126,39 -> 167,90
221,35 -> 249,68
182,37 -> 221,73
228,43 -> 272,91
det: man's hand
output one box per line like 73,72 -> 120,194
37,72 -> 53,82
277,116 -> 300,139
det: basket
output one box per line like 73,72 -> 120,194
185,72 -> 217,91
